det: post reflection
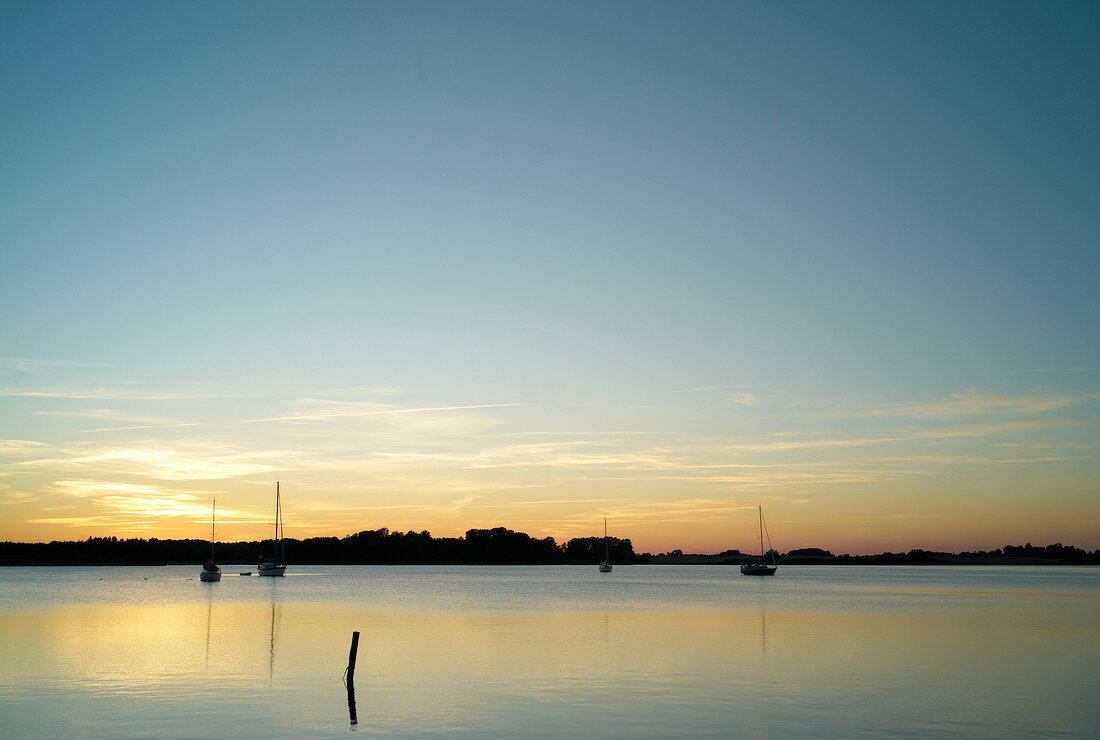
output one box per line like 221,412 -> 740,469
761,608 -> 767,658
268,596 -> 280,682
205,588 -> 213,672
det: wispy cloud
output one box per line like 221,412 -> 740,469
39,479 -> 269,527
912,418 -> 1088,439
547,497 -> 773,535
863,391 -> 1074,418
0,358 -> 116,373
34,408 -> 160,421
0,489 -> 38,505
668,384 -> 769,394
50,479 -> 208,518
239,401 -> 524,424
31,409 -> 200,435
731,392 -> 757,406
868,454 -> 1068,465
713,417 -> 1090,456
25,515 -> 144,526
79,422 -> 203,434
54,479 -> 188,499
10,442 -> 284,481
0,439 -> 52,457
995,441 -> 1097,450
724,436 -> 902,453
1,387 -> 250,400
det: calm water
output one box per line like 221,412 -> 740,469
1,565 -> 1097,738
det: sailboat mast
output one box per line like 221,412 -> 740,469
278,484 -> 285,563
758,505 -> 764,558
210,499 -> 216,559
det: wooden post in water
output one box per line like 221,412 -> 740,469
347,630 -> 360,725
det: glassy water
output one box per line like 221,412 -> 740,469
1,565 -> 1097,738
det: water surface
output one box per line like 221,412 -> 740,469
1,565 -> 1097,738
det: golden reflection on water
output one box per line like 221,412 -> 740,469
5,600 -> 1090,690
2,591 -> 1096,737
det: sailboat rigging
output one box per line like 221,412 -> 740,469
740,505 -> 777,576
599,517 -> 612,573
258,482 -> 287,576
199,500 -> 221,582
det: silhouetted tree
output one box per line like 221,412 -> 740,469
563,536 -> 636,564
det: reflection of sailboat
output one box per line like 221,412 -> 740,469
199,500 -> 221,581
599,518 -> 612,573
740,505 -> 777,576
268,596 -> 279,681
258,482 -> 287,576
760,609 -> 767,658
204,588 -> 213,671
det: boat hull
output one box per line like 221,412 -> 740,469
740,564 -> 777,576
199,570 -> 221,581
599,562 -> 612,573
258,563 -> 286,576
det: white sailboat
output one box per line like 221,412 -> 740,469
599,517 -> 613,572
199,500 -> 221,582
258,482 -> 287,576
740,505 -> 777,576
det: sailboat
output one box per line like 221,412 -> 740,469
199,500 -> 221,582
599,517 -> 613,572
258,482 -> 287,576
740,505 -> 777,576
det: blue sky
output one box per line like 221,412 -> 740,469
2,1 -> 1098,552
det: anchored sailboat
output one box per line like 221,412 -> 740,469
740,505 -> 777,576
599,518 -> 612,573
258,482 -> 287,576
199,500 -> 221,582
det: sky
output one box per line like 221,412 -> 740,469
1,0 -> 1098,555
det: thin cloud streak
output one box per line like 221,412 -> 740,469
9,442 -> 285,481
867,454 -> 1068,465
79,423 -> 203,434
863,391 -> 1075,418
914,418 -> 1089,438
39,480 -> 272,526
238,402 -> 525,424
0,490 -> 39,505
0,439 -> 52,456
667,384 -> 770,394
1,387 -> 257,400
0,358 -> 117,372
34,408 -> 170,422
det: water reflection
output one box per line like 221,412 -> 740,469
205,588 -> 212,672
760,608 -> 767,659
0,566 -> 1095,739
268,598 -> 277,682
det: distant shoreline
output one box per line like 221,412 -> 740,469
642,554 -> 1100,566
2,530 -> 1096,567
2,559 -> 1097,567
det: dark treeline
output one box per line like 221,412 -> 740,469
646,542 -> 1099,565
0,526 -> 640,565
1,530 -> 1096,565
